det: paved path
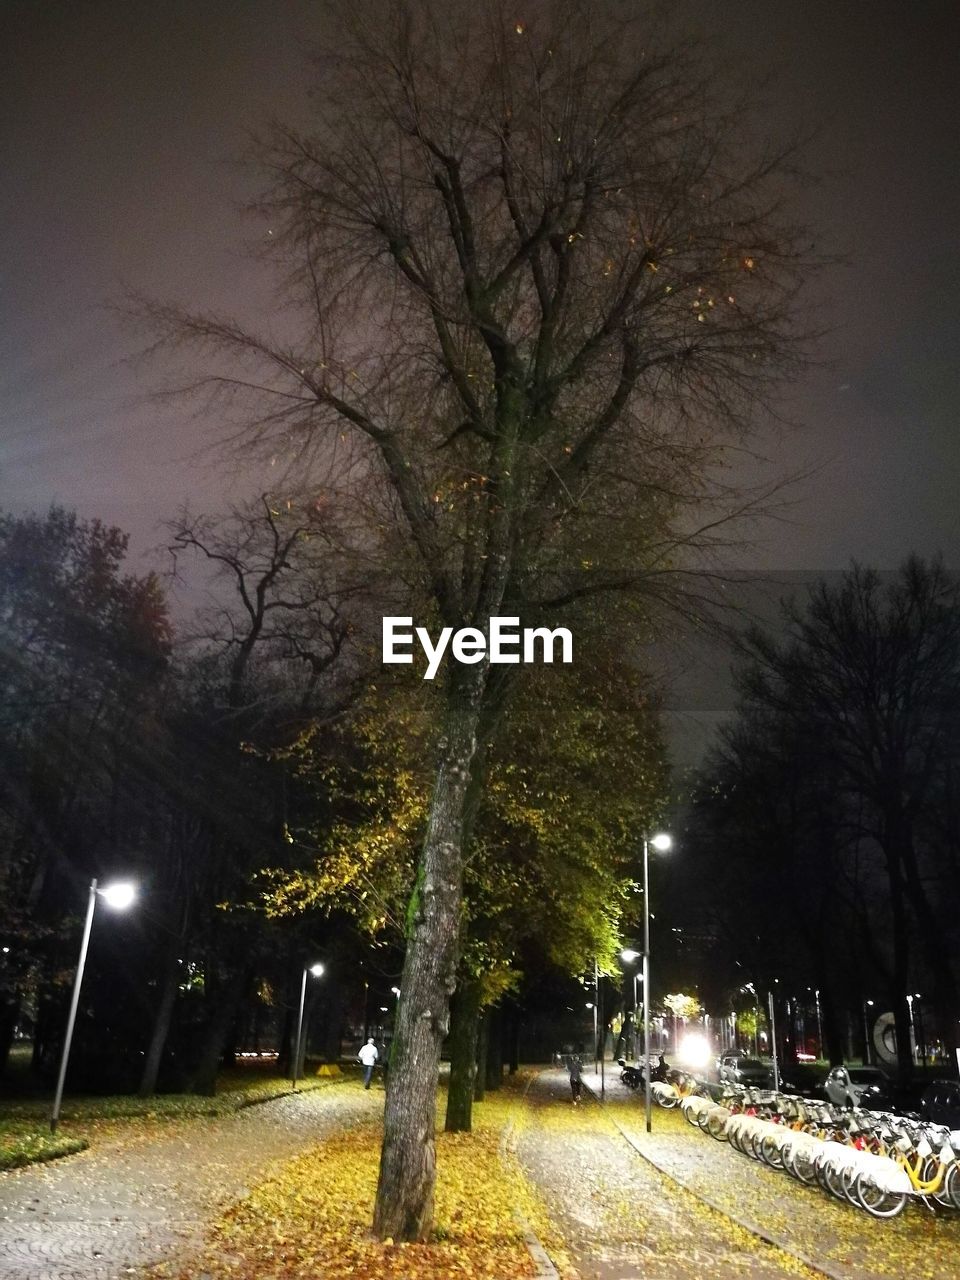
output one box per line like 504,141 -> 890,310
514,1070 -> 815,1279
0,1081 -> 380,1280
581,1069 -> 960,1280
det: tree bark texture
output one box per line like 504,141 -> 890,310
444,979 -> 481,1133
485,1005 -> 503,1092
474,1011 -> 488,1102
187,965 -> 250,1095
508,1007 -> 520,1075
0,993 -> 19,1075
138,949 -> 181,1096
372,668 -> 483,1241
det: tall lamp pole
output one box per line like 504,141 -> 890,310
643,832 -> 672,1134
51,878 -> 137,1133
292,962 -> 325,1088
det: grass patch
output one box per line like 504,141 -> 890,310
0,1065 -> 344,1172
0,1122 -> 88,1170
164,1083 -> 569,1280
0,1069 -> 335,1123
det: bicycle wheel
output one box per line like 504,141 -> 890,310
696,1107 -> 719,1134
932,1159 -> 955,1208
786,1145 -> 819,1185
944,1161 -> 960,1209
759,1134 -> 785,1169
706,1111 -> 729,1141
725,1123 -> 745,1154
855,1173 -> 908,1219
731,1123 -> 753,1156
839,1162 -> 861,1205
813,1152 -> 832,1192
747,1129 -> 768,1161
822,1159 -> 848,1201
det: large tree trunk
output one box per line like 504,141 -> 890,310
485,1004 -> 503,1091
888,866 -> 914,1085
0,991 -> 20,1075
372,667 -> 483,1242
444,979 -> 481,1133
892,820 -> 960,1058
187,965 -> 250,1095
508,1005 -> 520,1075
474,1010 -> 488,1102
138,949 -> 181,1096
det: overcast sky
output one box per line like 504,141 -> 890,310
2,0 -> 958,576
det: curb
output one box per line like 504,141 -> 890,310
234,1075 -> 343,1112
584,1080 -> 850,1280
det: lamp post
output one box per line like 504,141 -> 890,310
51,878 -> 136,1133
642,832 -> 672,1134
620,948 -> 641,1060
292,962 -> 325,1088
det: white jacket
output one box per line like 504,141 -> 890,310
358,1043 -> 379,1066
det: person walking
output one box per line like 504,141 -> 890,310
358,1037 -> 379,1089
565,1051 -> 583,1105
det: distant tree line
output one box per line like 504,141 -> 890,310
684,557 -> 960,1081
0,500 -> 668,1100
0,500 -> 371,1094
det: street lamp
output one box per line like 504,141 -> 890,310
642,831 -> 672,1134
51,878 -> 136,1132
620,948 -> 641,1060
292,962 -> 325,1089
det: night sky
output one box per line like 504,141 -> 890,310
2,0 -> 959,574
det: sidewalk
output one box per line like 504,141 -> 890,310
581,1067 -> 960,1280
0,1079 -> 379,1280
513,1069 -> 817,1279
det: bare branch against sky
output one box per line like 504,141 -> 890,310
1,0 -> 958,571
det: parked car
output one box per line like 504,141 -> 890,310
718,1054 -> 773,1087
823,1064 -> 892,1108
921,1079 -> 960,1127
779,1063 -> 825,1099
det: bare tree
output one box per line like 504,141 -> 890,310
143,0 -> 814,1238
167,493 -> 365,726
738,558 -> 960,1078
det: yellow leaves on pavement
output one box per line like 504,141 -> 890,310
177,1091 -> 563,1279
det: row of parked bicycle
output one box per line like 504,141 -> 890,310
675,1082 -> 960,1219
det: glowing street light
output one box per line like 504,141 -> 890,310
100,881 -> 136,911
51,878 -> 137,1132
292,962 -> 325,1089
